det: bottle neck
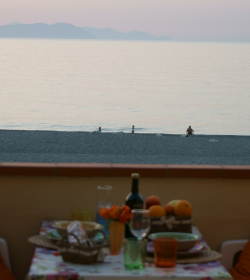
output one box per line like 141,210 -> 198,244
131,178 -> 139,194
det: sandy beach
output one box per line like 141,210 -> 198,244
0,129 -> 250,165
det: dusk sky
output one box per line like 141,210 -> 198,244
0,0 -> 250,41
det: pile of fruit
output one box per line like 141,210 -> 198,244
145,195 -> 193,217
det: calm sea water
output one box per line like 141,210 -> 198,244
0,39 -> 250,135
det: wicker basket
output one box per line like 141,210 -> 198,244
149,215 -> 192,234
57,230 -> 110,264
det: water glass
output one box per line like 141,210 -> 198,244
153,237 -> 178,267
96,185 -> 113,235
72,208 -> 92,221
123,238 -> 147,270
97,185 -> 113,208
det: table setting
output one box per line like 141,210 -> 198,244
26,178 -> 232,280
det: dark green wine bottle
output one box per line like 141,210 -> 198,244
125,173 -> 143,238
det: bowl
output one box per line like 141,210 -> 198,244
52,221 -> 103,237
148,232 -> 200,251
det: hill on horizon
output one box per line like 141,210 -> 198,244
0,23 -> 95,39
83,26 -> 170,41
0,22 -> 171,41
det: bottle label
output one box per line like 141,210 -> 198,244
126,199 -> 143,210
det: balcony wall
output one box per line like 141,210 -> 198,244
0,163 -> 250,280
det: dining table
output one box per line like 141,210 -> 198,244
26,220 -> 232,280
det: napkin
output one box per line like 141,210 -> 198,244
67,221 -> 90,245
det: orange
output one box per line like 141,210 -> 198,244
173,200 -> 192,216
163,203 -> 174,215
148,205 -> 166,217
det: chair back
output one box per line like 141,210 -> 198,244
220,239 -> 248,271
0,238 -> 12,272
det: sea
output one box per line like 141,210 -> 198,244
0,38 -> 250,136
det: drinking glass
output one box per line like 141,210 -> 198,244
123,238 -> 147,270
96,185 -> 113,235
153,237 -> 178,267
72,208 -> 92,221
130,209 -> 150,240
97,185 -> 113,209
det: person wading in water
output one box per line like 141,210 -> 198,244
186,126 -> 194,137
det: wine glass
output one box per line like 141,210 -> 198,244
130,209 -> 150,240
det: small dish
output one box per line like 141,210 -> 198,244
47,230 -> 62,243
148,232 -> 201,251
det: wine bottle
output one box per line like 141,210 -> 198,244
125,173 -> 143,209
125,173 -> 144,238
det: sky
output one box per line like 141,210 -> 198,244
0,0 -> 250,41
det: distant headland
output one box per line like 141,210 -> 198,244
0,22 -> 171,41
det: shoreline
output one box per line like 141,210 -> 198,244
0,129 -> 250,165
1,128 -> 250,137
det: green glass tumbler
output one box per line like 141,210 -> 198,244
123,238 -> 147,270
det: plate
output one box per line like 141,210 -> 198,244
177,243 -> 206,257
147,241 -> 206,257
148,232 -> 201,251
146,249 -> 221,264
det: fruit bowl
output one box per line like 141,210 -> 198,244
52,221 -> 103,237
148,232 -> 200,251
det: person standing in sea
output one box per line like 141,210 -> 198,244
186,126 -> 194,137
